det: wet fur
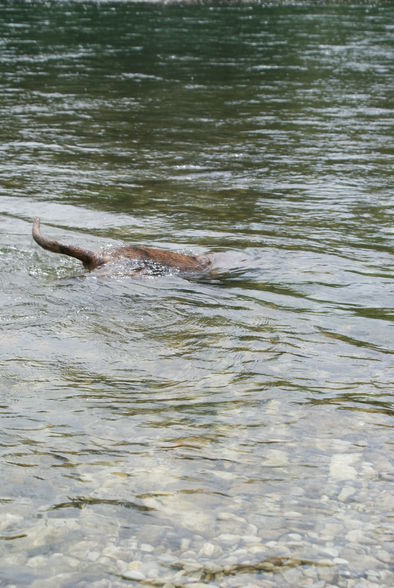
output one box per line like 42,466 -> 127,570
32,218 -> 210,274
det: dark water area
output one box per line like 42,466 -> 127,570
0,1 -> 393,586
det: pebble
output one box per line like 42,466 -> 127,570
217,533 -> 240,545
329,454 -> 359,480
211,470 -> 235,480
284,510 -> 302,518
361,462 -> 376,479
338,486 -> 356,501
0,513 -> 24,531
128,561 -> 143,571
241,534 -> 261,543
287,533 -> 302,541
246,523 -> 258,535
231,547 -> 249,558
185,584 -> 218,588
264,449 -> 289,467
199,542 -> 216,557
30,573 -> 77,588
27,555 -> 47,568
181,538 -> 191,550
321,546 -> 339,557
248,544 -> 266,554
346,529 -> 364,543
376,550 -> 392,564
122,570 -> 145,581
217,512 -> 245,523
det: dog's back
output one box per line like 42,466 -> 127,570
33,218 -> 210,274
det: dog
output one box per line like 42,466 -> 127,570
32,218 -> 210,274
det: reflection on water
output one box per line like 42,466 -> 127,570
0,1 -> 393,586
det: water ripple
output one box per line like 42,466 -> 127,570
0,2 -> 393,587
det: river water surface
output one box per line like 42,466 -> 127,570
0,1 -> 393,586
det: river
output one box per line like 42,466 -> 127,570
0,1 -> 393,586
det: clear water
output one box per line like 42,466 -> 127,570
0,1 -> 393,586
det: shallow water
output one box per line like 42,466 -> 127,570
0,1 -> 393,586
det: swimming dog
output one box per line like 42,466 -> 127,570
32,218 -> 210,274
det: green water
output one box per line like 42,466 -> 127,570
0,1 -> 393,586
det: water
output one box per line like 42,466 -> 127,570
0,1 -> 393,586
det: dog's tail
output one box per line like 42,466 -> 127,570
32,218 -> 104,270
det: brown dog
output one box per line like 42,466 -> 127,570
32,218 -> 210,274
